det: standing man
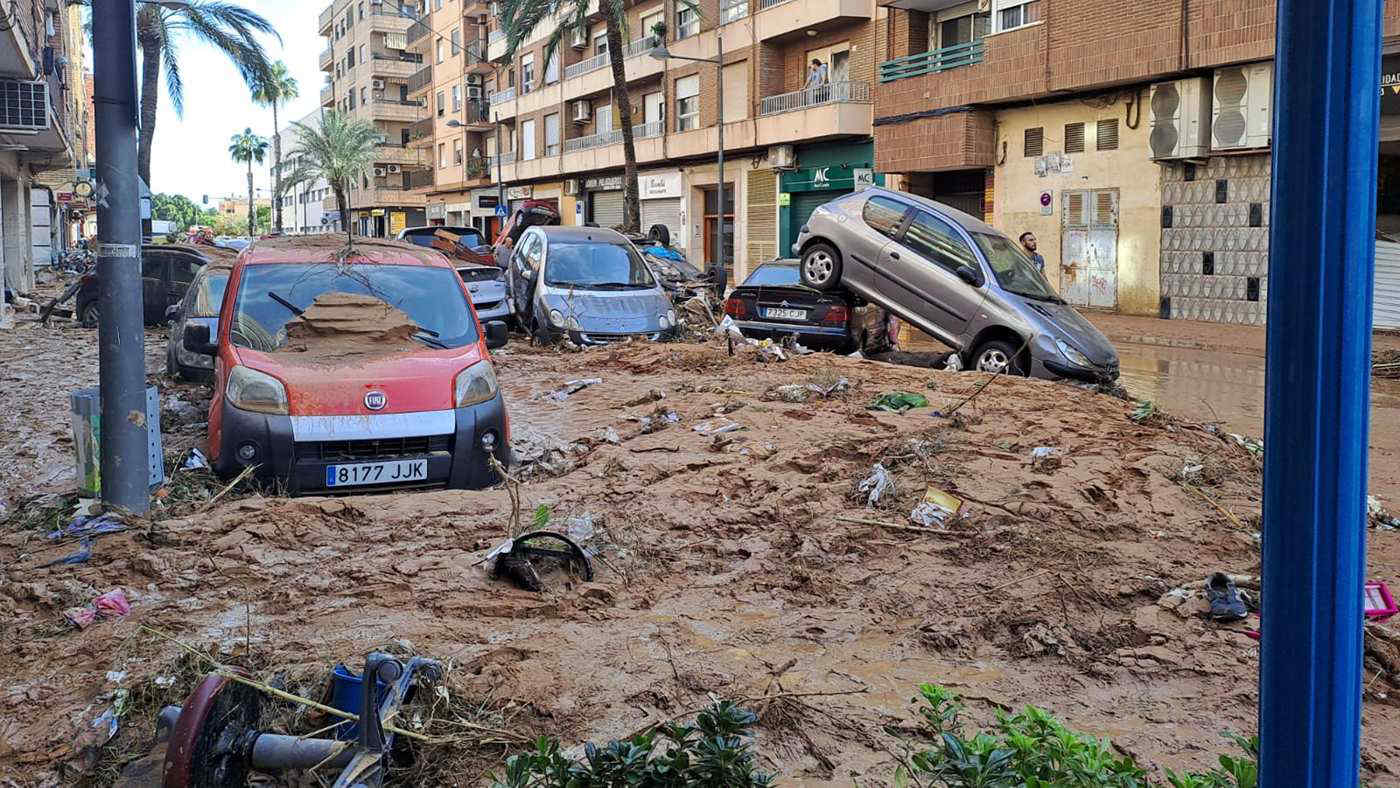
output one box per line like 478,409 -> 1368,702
1019,232 -> 1045,273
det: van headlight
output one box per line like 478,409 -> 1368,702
549,309 -> 566,327
455,361 -> 499,407
1055,339 -> 1091,368
226,366 -> 289,414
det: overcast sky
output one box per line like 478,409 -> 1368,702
146,1 -> 325,207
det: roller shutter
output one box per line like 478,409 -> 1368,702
746,169 -> 777,273
589,190 -> 624,229
1377,241 -> 1400,330
641,198 -> 683,246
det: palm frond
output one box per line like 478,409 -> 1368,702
252,61 -> 299,107
161,32 -> 184,115
499,0 -> 559,59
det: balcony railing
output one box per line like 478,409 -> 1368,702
319,4 -> 336,31
408,169 -> 435,189
758,81 -> 871,116
320,84 -> 334,104
408,117 -> 435,143
464,40 -> 491,67
720,0 -> 749,23
406,19 -> 431,47
623,35 -> 657,58
565,52 -> 609,80
489,29 -> 507,44
319,47 -> 334,68
373,52 -> 424,65
466,157 -> 491,179
464,99 -> 492,124
758,0 -> 794,9
407,63 -> 432,93
879,40 -> 985,83
490,150 -> 517,166
562,121 -> 664,153
633,120 -> 663,139
490,87 -> 516,105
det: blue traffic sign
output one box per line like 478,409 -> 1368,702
495,204 -> 508,218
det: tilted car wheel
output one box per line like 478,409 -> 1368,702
973,340 -> 1028,376
80,302 -> 100,329
799,243 -> 843,291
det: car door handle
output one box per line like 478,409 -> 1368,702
890,252 -> 900,260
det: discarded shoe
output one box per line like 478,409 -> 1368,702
1205,572 -> 1248,621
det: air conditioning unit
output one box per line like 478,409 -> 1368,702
769,144 -> 796,169
570,27 -> 588,49
1212,62 -> 1273,151
1148,77 -> 1211,160
0,80 -> 49,131
467,85 -> 483,99
466,73 -> 484,86
386,164 -> 402,173
572,100 -> 591,122
373,166 -> 387,177
372,79 -> 385,90
564,179 -> 580,196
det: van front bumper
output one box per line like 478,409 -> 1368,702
213,394 -> 511,493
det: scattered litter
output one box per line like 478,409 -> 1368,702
1129,400 -> 1160,424
806,377 -> 850,398
1226,432 -> 1264,458
774,385 -> 809,403
64,606 -> 96,629
73,705 -> 120,766
491,531 -> 595,592
869,391 -> 930,413
754,339 -> 788,363
1367,581 -> 1399,621
563,513 -> 597,544
1204,572 -> 1248,622
154,675 -> 176,688
857,463 -> 895,507
94,589 -> 131,618
1179,458 -> 1204,483
1369,496 -> 1400,530
47,512 -> 125,541
40,537 -> 93,568
105,671 -> 127,684
599,427 -> 621,445
693,419 -> 743,435
943,354 -> 963,371
1028,446 -> 1063,472
639,409 -> 680,434
548,378 -> 603,401
624,388 -> 666,406
181,448 -> 210,471
910,487 -> 964,527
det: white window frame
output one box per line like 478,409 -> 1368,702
453,137 -> 463,164
596,103 -> 613,132
676,5 -> 699,39
521,54 -> 536,93
595,32 -> 608,56
521,118 -> 537,160
675,75 -> 699,131
544,112 -> 560,156
720,0 -> 747,24
545,49 -> 560,84
991,0 -> 1036,33
452,84 -> 461,112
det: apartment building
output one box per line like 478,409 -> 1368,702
0,0 -> 82,309
275,113 -> 335,236
874,0 -> 1400,326
477,0 -> 886,282
319,0 -> 431,236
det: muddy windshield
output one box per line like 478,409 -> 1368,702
544,242 -> 656,289
229,264 -> 477,352
190,270 -> 230,317
972,232 -> 1063,303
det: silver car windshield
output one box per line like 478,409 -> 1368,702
972,233 -> 1063,303
545,242 -> 656,289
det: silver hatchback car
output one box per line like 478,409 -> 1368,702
793,187 -> 1119,382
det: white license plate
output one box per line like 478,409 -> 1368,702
324,459 -> 428,487
763,307 -> 807,320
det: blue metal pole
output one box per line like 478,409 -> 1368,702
1261,0 -> 1380,783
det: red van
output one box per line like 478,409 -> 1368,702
181,236 -> 511,493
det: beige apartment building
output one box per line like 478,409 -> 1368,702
318,0 -> 432,236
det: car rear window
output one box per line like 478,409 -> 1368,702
742,264 -> 800,287
190,270 -> 230,317
229,263 -> 478,352
404,227 -> 483,248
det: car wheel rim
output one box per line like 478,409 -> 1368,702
978,349 -> 1009,372
805,252 -> 833,284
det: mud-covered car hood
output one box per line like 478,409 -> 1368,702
1024,299 -> 1118,366
545,290 -> 670,334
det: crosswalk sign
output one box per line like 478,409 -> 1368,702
495,204 -> 508,218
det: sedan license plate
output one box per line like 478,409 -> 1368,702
763,307 -> 807,320
325,459 -> 428,487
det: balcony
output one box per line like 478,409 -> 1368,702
408,117 -> 435,146
319,47 -> 334,71
551,123 -> 664,174
462,99 -> 494,127
369,10 -> 415,34
488,29 -> 509,61
371,99 -> 427,122
565,52 -> 609,81
759,81 -> 870,116
371,54 -> 423,79
490,87 -> 516,105
562,38 -> 663,102
407,169 -> 435,189
321,84 -> 334,106
490,150 -> 517,168
623,35 -> 657,58
406,19 -> 431,51
375,143 -> 427,166
562,122 -> 662,154
465,40 -> 494,73
879,40 -> 984,83
319,3 -> 335,34
407,63 -> 432,95
329,187 -> 428,210
754,0 -> 871,41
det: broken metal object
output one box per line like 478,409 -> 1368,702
491,530 -> 594,592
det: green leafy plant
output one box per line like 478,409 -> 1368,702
1130,400 -> 1160,424
532,504 -> 553,529
491,701 -> 775,787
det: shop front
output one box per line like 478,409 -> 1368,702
639,170 -> 684,246
582,175 -> 625,229
777,141 -> 882,256
446,201 -> 470,227
1375,51 -> 1400,329
473,188 -> 503,238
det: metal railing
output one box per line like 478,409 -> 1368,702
320,84 -> 334,103
634,120 -> 663,139
490,150 -> 517,166
319,4 -> 336,30
466,157 -> 490,179
720,0 -> 749,23
407,64 -> 432,93
758,0 -> 794,10
408,169 -> 435,188
372,52 -> 423,64
623,35 -> 657,58
489,29 -> 506,44
565,51 -> 609,80
408,117 -> 435,143
464,99 -> 492,124
319,47 -> 334,66
879,40 -> 985,83
407,20 -> 431,46
564,128 -> 622,153
758,81 -> 871,115
490,87 -> 516,104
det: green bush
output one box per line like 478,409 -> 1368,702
896,684 -> 1258,788
490,700 -> 775,787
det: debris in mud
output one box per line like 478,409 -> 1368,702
46,512 -> 126,541
548,377 -> 603,401
490,531 -> 595,592
600,427 -> 622,445
512,427 -> 586,478
1375,348 -> 1400,379
1371,496 -> 1400,530
910,487 -> 964,528
1028,446 -> 1063,472
944,353 -> 963,371
40,538 -> 93,567
637,408 -> 680,434
1129,399 -> 1161,424
181,448 -> 210,471
279,292 -> 422,359
771,377 -> 851,403
63,588 -> 131,629
856,463 -> 896,507
869,391 -> 929,413
693,418 -> 743,436
624,388 -> 666,406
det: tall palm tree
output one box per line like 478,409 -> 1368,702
229,128 -> 269,238
278,112 -> 380,247
251,61 -> 299,234
131,1 -> 280,189
500,0 -> 664,234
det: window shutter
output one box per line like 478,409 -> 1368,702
1096,118 -> 1119,150
1023,126 -> 1043,157
745,169 -> 777,276
1063,190 -> 1087,227
1064,122 -> 1085,154
1092,190 -> 1118,227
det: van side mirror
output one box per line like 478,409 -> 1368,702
165,304 -> 182,322
956,264 -> 983,287
183,323 -> 217,356
485,320 -> 508,350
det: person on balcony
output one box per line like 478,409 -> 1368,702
806,59 -> 829,104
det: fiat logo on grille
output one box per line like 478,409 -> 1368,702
364,391 -> 387,411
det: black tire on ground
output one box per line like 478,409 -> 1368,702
80,301 -> 100,329
799,242 -> 843,291
971,339 -> 1029,376
648,223 -> 671,247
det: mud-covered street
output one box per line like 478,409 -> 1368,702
6,308 -> 1400,785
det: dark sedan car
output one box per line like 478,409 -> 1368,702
165,262 -> 231,381
722,260 -> 885,353
75,244 -> 231,328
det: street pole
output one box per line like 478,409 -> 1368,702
714,33 -> 725,299
1259,0 -> 1379,783
494,111 -> 505,237
92,0 -> 149,514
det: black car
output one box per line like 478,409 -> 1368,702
75,244 -> 225,328
722,260 -> 886,353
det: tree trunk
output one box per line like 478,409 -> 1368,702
604,9 -> 639,235
246,163 -> 255,238
137,40 -> 161,190
271,101 -> 284,233
336,184 -> 352,247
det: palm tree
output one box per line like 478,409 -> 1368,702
228,128 -> 269,238
278,112 -> 380,247
130,1 -> 280,189
500,0 -> 663,234
251,61 -> 299,234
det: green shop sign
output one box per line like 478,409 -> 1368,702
782,166 -> 875,193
